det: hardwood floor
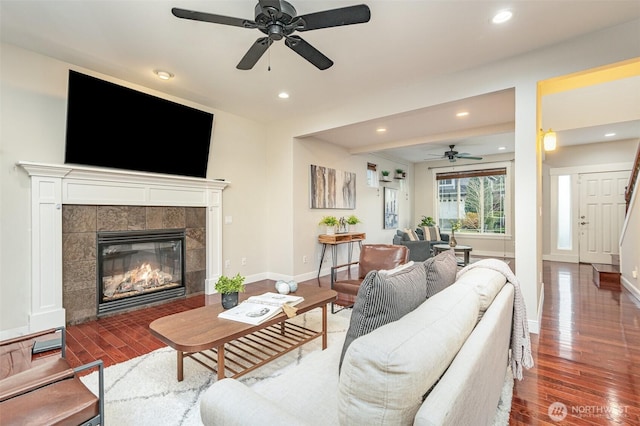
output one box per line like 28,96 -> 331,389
65,261 -> 640,424
509,262 -> 640,425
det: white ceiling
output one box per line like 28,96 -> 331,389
2,1 -> 639,163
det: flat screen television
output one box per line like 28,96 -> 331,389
64,70 -> 213,178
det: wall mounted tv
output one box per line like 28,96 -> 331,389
64,70 -> 213,178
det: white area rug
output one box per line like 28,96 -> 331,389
81,308 -> 513,425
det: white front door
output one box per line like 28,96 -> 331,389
578,171 -> 629,264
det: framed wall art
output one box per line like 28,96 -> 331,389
384,187 -> 398,229
310,165 -> 356,209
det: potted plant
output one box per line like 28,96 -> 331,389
215,273 -> 246,309
395,168 -> 405,179
319,215 -> 339,234
419,215 -> 436,227
345,214 -> 361,232
381,170 -> 392,182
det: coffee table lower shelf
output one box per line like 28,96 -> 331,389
180,321 -> 321,380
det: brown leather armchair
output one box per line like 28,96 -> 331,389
330,244 -> 409,313
0,327 -> 104,425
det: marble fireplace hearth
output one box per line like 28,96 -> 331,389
19,161 -> 228,333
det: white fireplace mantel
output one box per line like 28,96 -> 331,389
18,161 -> 228,333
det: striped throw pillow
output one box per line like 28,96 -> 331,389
339,261 -> 427,370
422,226 -> 441,242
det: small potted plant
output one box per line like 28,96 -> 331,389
215,273 -> 246,309
395,168 -> 405,179
319,215 -> 339,234
381,170 -> 392,182
345,214 -> 361,232
419,215 -> 436,227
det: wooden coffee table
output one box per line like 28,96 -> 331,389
149,283 -> 337,381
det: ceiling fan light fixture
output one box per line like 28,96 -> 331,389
543,129 -> 557,151
154,70 -> 174,80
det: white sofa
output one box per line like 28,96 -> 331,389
200,264 -> 517,426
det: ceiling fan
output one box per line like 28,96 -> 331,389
437,145 -> 483,162
171,1 -> 371,70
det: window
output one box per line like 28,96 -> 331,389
435,167 -> 507,234
557,175 -> 572,250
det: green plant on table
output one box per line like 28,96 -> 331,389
215,273 -> 246,294
319,216 -> 339,226
450,220 -> 461,232
345,215 -> 361,225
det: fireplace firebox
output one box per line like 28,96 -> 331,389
97,229 -> 186,315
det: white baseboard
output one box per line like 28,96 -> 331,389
621,276 -> 640,302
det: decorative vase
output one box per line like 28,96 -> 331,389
449,233 -> 457,247
221,292 -> 239,309
326,226 -> 335,235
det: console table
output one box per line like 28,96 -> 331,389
317,232 -> 366,277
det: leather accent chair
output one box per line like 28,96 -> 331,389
0,327 -> 104,426
330,244 -> 409,313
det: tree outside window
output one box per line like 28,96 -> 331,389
436,168 -> 506,235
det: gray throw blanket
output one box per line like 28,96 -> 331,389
457,259 -> 534,380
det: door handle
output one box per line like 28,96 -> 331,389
580,221 -> 589,225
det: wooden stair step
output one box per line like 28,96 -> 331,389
592,263 -> 621,291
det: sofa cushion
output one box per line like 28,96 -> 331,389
454,267 -> 507,321
424,249 -> 458,298
404,228 -> 419,241
421,226 -> 441,241
339,261 -> 426,370
338,282 -> 481,425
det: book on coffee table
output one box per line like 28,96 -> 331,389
218,292 -> 304,325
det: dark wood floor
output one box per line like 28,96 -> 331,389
65,261 -> 640,424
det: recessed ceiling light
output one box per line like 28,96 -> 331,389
492,10 -> 513,24
498,146 -> 506,150
376,127 -> 387,133
278,92 -> 290,99
604,132 -> 616,137
456,112 -> 469,117
154,70 -> 174,80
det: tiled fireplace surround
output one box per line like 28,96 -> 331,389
63,205 -> 206,324
19,162 -> 227,332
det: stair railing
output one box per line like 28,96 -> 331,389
625,142 -> 640,214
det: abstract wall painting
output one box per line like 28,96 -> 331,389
310,165 -> 356,209
384,187 -> 399,229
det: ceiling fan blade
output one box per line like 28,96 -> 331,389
457,155 -> 483,160
285,35 -> 333,70
297,4 -> 371,31
171,7 -> 255,28
237,37 -> 272,70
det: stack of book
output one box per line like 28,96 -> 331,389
218,292 -> 304,325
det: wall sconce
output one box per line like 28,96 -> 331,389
542,129 -> 557,152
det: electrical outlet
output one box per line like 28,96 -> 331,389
303,255 -> 308,264
225,259 -> 230,269
241,257 -> 247,266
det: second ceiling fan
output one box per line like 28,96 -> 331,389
172,1 -> 371,70
440,145 -> 483,162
